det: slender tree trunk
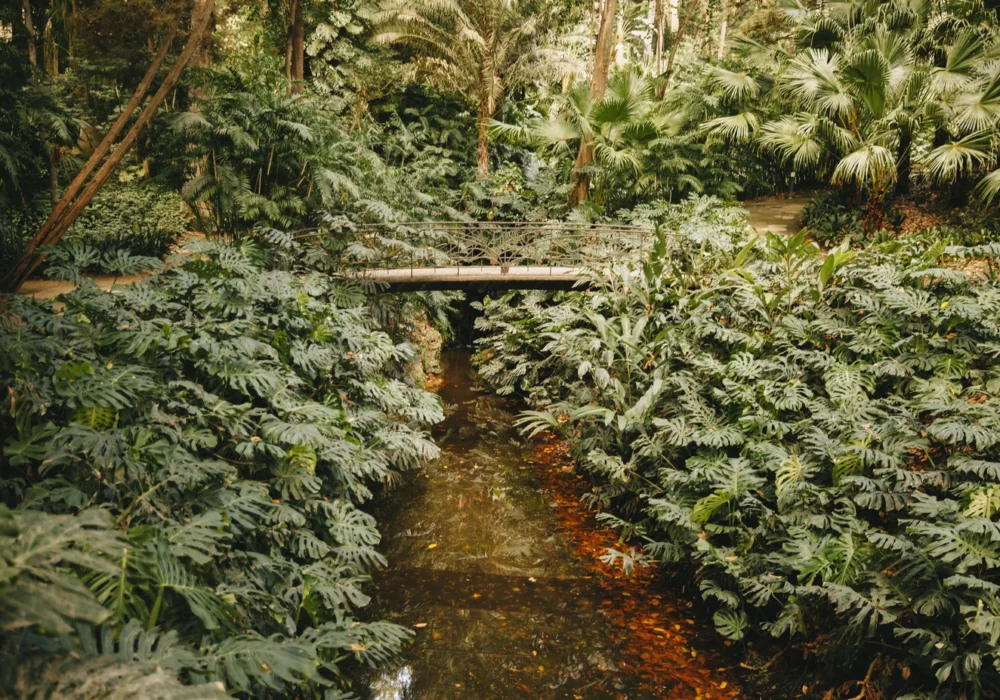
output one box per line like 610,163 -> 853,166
569,0 -> 617,206
654,0 -> 668,97
69,0 -> 77,58
44,13 -> 60,204
654,0 -> 664,75
288,0 -> 305,91
669,0 -> 679,33
476,89 -> 495,180
665,0 -> 698,77
189,0 -> 213,100
717,0 -> 728,59
29,27 -> 177,248
1,4 -> 211,293
23,0 -> 37,67
476,107 -> 489,180
863,179 -> 887,233
43,17 -> 58,75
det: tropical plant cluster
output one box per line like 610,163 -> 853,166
61,175 -> 189,268
704,0 -> 1000,226
475,196 -> 1000,697
0,240 -> 443,698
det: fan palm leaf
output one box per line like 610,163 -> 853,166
701,112 -> 760,143
976,167 -> 1000,204
831,141 -> 897,189
924,131 -> 996,182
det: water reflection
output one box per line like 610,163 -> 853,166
370,665 -> 414,700
363,349 -> 639,698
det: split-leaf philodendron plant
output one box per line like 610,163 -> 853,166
0,239 -> 443,698
475,196 -> 1000,697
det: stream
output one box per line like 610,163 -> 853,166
362,349 -> 741,699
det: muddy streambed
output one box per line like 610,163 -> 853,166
362,349 -> 742,699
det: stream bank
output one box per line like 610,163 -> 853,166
362,349 -> 743,699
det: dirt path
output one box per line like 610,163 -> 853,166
743,195 -> 813,235
17,274 -> 152,300
13,233 -> 206,300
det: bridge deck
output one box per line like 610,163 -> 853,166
349,265 -> 590,291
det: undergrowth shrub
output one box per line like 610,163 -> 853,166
0,239 -> 443,697
0,197 -> 48,278
63,175 -> 189,268
475,198 -> 1000,697
801,190 -> 864,247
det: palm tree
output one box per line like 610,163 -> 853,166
923,29 -> 1000,205
493,69 -> 660,204
701,0 -> 1000,224
372,0 -> 554,179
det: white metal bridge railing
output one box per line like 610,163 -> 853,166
339,221 -> 657,275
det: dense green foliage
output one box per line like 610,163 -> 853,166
704,0 -> 1000,222
5,0 -> 1000,696
0,242 -> 442,697
476,198 -> 1000,697
62,175 -> 189,267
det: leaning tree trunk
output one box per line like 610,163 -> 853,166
1,3 -> 213,293
665,0 -> 698,77
569,0 -> 617,207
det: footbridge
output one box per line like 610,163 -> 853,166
335,221 -> 655,291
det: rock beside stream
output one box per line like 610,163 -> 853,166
405,315 -> 443,387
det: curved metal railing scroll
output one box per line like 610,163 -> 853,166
340,221 -> 656,274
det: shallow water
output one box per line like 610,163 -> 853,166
362,349 -> 734,699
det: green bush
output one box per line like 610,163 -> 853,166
64,177 -> 189,267
801,190 -> 864,248
0,197 -> 48,277
475,198 -> 1000,697
0,239 -> 443,697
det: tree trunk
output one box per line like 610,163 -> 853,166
476,107 -> 489,180
654,0 -> 664,75
189,0 -> 213,102
895,128 -> 912,196
589,0 -> 617,109
23,0 -> 37,67
27,27 -> 177,253
665,0 -> 698,78
476,89 -> 495,180
569,0 -> 617,206
1,5 -> 212,293
44,12 -> 60,204
669,0 -> 679,33
654,0 -> 667,97
717,0 -> 728,59
287,0 -> 305,91
69,0 -> 78,58
43,17 -> 58,75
